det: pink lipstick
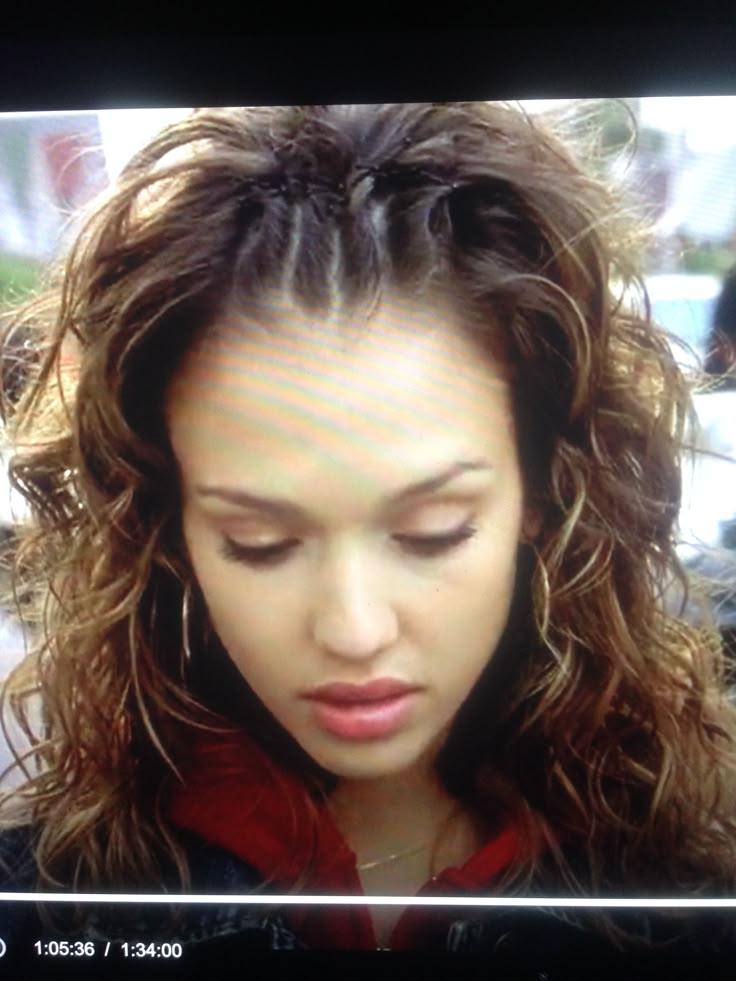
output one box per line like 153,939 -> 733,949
303,679 -> 421,741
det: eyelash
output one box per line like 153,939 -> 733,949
394,525 -> 477,557
219,525 -> 477,567
219,537 -> 300,567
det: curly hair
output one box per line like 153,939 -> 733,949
705,264 -> 736,382
2,102 -> 736,902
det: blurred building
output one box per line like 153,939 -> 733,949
0,112 -> 107,263
657,143 -> 736,244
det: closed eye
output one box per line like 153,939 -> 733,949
393,524 -> 477,557
219,536 -> 300,567
219,524 -> 477,567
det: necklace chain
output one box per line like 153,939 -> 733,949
356,841 -> 431,872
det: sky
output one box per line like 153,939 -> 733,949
522,97 -> 736,153
3,99 -> 736,178
638,97 -> 736,153
96,99 -> 736,178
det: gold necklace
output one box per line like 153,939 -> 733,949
357,841 -> 431,872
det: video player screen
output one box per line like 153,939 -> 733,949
1,86 -> 736,978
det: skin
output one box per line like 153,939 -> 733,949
166,292 -> 532,897
167,292 -> 531,777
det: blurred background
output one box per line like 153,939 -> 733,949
2,101 -> 734,383
0,100 -> 734,762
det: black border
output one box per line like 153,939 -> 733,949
2,22 -> 736,981
0,27 -> 735,112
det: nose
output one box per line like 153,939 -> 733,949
310,546 -> 399,660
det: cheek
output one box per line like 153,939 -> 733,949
197,570 -> 290,663
183,523 -> 287,664
418,540 -> 519,659
449,556 -> 518,638
194,574 -> 302,706
440,532 -> 521,652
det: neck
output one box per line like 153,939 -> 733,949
329,758 -> 458,864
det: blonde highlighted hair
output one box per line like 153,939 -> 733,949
1,102 -> 735,900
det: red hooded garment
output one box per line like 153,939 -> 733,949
169,731 -> 521,950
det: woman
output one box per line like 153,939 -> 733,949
1,102 -> 735,960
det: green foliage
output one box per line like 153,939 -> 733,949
0,254 -> 40,308
680,243 -> 736,276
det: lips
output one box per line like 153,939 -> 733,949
303,679 -> 422,741
307,679 -> 419,703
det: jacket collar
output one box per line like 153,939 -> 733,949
169,730 -> 360,891
169,729 -> 520,891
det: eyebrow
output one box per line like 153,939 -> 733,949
194,459 -> 492,518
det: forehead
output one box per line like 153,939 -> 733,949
165,294 -> 516,495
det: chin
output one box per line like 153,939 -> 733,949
309,740 -> 434,782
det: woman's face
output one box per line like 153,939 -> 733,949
167,293 -> 530,780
